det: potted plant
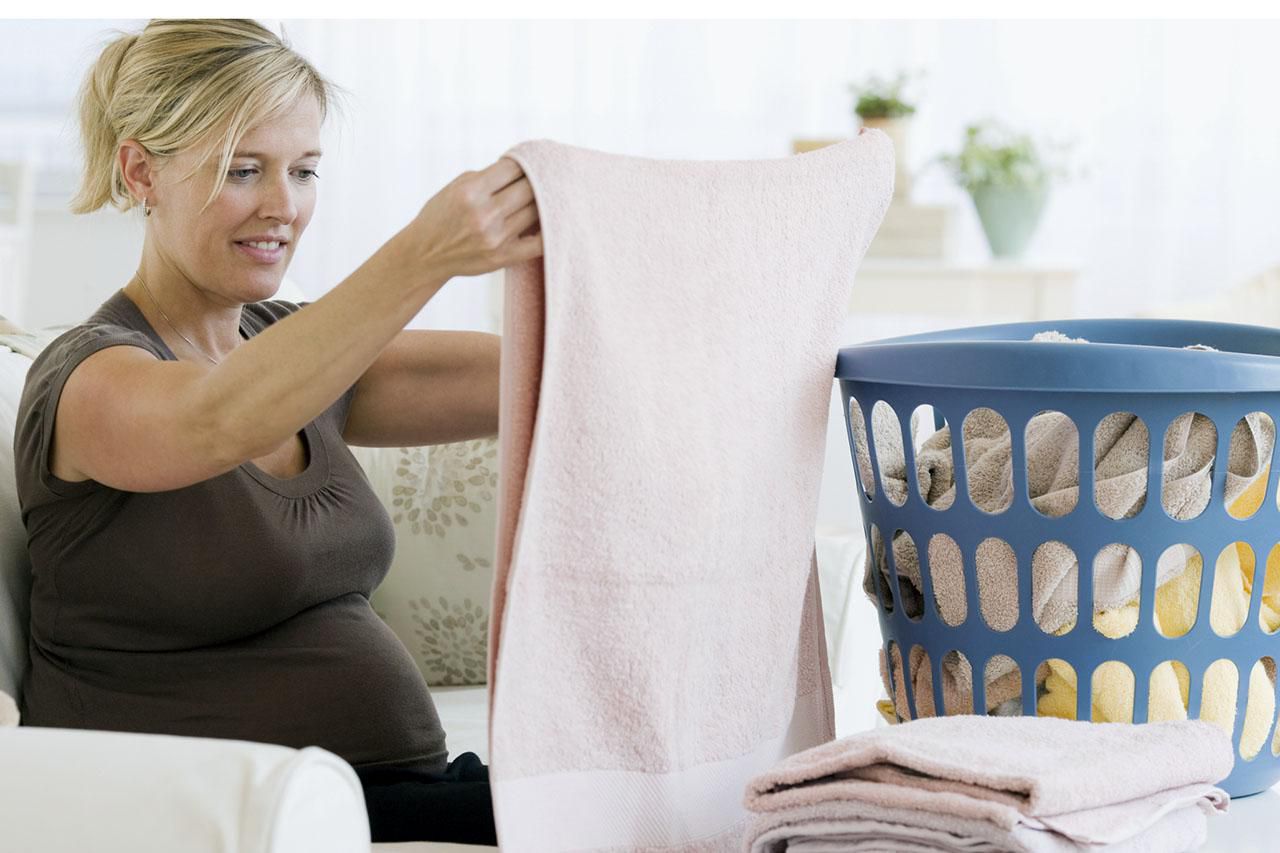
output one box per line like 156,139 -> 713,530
848,70 -> 922,200
938,120 -> 1074,259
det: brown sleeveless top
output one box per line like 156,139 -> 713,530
13,289 -> 448,772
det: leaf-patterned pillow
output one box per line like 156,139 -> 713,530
351,437 -> 498,686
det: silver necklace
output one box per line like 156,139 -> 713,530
135,273 -> 222,366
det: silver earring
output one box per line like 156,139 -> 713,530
143,197 -> 152,217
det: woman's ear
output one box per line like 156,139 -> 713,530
118,139 -> 156,207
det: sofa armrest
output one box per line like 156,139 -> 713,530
0,727 -> 370,853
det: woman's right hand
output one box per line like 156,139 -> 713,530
407,156 -> 543,279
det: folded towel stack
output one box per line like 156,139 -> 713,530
742,715 -> 1231,853
861,331 -> 1278,728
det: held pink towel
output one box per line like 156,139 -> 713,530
489,131 -> 894,851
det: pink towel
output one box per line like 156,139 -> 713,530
488,132 -> 894,850
743,715 -> 1232,852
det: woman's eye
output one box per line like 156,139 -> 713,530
227,168 -> 319,182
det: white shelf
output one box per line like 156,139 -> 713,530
853,258 -> 1080,322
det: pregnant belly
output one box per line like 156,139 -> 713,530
24,593 -> 447,770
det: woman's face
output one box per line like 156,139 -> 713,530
149,94 -> 323,305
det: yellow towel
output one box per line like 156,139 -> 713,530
1038,464 -> 1280,757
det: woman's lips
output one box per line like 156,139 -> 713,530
234,241 -> 287,263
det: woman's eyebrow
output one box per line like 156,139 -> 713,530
233,149 -> 323,158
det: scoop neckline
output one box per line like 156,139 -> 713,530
239,422 -> 329,498
108,289 -> 331,498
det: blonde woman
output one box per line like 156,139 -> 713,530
13,19 -> 540,845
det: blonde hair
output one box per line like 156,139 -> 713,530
70,19 -> 347,216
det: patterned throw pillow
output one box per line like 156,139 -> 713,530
350,438 -> 498,686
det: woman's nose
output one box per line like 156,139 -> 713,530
259,172 -> 299,223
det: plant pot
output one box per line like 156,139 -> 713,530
859,116 -> 911,201
969,183 -> 1048,259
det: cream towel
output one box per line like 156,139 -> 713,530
742,715 -> 1231,853
0,690 -> 16,727
489,133 -> 894,851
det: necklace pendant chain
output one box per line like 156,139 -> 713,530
135,274 -> 222,366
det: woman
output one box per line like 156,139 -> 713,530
13,19 -> 540,845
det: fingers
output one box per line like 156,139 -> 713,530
503,202 -> 539,242
493,175 -> 535,218
514,230 -> 543,262
477,157 -> 525,194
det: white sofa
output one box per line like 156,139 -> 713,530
0,315 -> 499,852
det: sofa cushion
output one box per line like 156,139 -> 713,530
352,439 -> 498,686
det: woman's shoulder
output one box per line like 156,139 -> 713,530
26,317 -> 160,383
241,297 -> 309,335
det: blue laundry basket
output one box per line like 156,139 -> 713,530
836,318 -> 1280,797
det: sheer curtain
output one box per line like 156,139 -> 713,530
279,19 -> 1280,330
3,19 -> 1278,328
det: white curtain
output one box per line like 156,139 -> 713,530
3,19 -> 1279,328
277,19 -> 1280,329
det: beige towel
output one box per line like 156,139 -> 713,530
743,715 -> 1231,853
861,334 -> 1274,718
0,690 -> 17,727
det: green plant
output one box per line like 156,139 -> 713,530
938,120 -> 1074,191
847,71 -> 921,120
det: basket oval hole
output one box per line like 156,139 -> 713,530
943,651 -> 974,715
848,396 -> 876,501
1093,413 -> 1148,520
893,528 -> 924,621
927,533 -> 966,627
1153,544 -> 1202,639
864,523 -> 892,614
1226,412 -> 1274,520
1270,662 -> 1280,757
1240,657 -> 1276,762
909,645 -> 936,718
1091,661 -> 1135,723
1035,659 -> 1076,720
1199,659 -> 1239,737
872,400 -> 907,507
984,654 -> 1021,716
1260,544 -> 1280,636
1147,660 -> 1191,723
1032,540 -> 1077,635
976,537 -> 1018,632
883,641 -> 907,722
1026,410 -> 1078,518
1092,543 -> 1141,639
1210,541 -> 1254,638
1161,412 -> 1215,521
963,407 -> 1013,515
910,404 -> 955,510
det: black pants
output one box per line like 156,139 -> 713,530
354,751 -> 498,845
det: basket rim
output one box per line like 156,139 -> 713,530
836,317 -> 1280,393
